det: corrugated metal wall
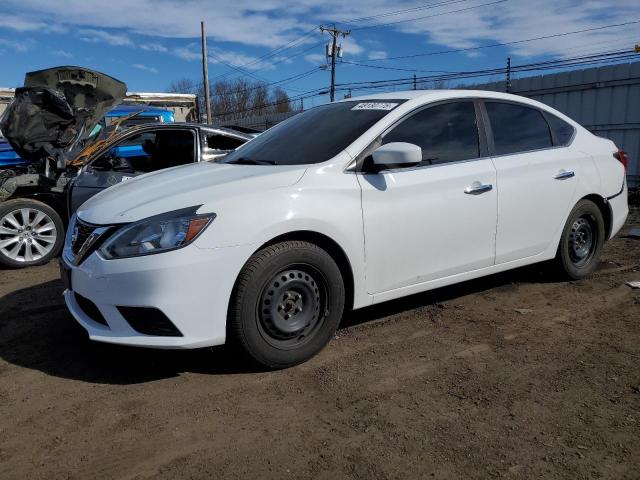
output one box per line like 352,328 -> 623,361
472,61 -> 640,186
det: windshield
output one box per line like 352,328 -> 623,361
223,100 -> 405,165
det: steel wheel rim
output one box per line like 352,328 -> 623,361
568,214 -> 597,267
0,208 -> 57,263
257,265 -> 328,350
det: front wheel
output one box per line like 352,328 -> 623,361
228,241 -> 345,369
0,199 -> 64,268
554,199 -> 605,280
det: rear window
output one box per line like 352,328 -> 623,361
223,100 -> 405,165
486,102 -> 553,155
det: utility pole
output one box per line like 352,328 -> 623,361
320,25 -> 350,102
413,73 -> 417,90
506,57 -> 512,93
201,21 -> 212,124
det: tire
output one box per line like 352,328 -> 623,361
554,199 -> 605,280
0,198 -> 64,268
229,241 -> 345,369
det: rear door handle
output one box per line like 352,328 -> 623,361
554,170 -> 575,180
464,182 -> 493,195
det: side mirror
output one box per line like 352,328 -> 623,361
372,142 -> 422,170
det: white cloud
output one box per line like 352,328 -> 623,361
171,44 -> 201,61
132,63 -> 158,73
0,0 -> 638,62
0,37 -> 33,52
340,37 -> 364,56
0,14 -> 67,33
368,50 -> 387,60
305,53 -> 327,65
79,28 -> 131,46
51,49 -> 73,58
140,43 -> 168,52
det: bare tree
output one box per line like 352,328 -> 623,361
169,77 -> 294,122
168,78 -> 198,94
272,87 -> 291,113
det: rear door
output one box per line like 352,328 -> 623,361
483,101 -> 579,264
68,127 -> 198,213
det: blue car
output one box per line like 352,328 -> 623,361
0,104 -> 175,168
0,138 -> 26,167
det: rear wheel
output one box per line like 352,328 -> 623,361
554,199 -> 605,280
229,241 -> 345,369
0,199 -> 64,268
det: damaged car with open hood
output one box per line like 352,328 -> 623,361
0,67 -> 251,268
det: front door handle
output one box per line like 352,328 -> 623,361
464,182 -> 493,195
554,170 -> 575,180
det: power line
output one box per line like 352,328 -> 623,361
335,0 -> 471,25
350,0 -> 508,31
213,50 -> 638,118
208,67 -> 323,98
333,50 -> 638,92
341,60 -> 453,74
365,20 -> 640,62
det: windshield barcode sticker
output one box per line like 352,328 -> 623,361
351,102 -> 398,111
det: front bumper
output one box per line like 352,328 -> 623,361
61,241 -> 257,349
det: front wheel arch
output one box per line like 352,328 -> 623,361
250,230 -> 355,313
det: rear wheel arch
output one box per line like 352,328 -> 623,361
579,194 -> 612,240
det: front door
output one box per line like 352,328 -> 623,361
358,101 -> 498,295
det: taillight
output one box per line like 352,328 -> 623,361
613,149 -> 628,171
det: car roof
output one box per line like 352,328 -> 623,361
344,89 -> 540,103
106,122 -> 253,140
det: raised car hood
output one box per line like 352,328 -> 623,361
0,66 -> 127,162
76,161 -> 307,225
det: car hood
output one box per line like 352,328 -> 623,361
76,161 -> 307,224
0,66 -> 127,162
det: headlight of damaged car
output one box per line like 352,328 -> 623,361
99,208 -> 215,259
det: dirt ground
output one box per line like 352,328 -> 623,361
0,209 -> 639,480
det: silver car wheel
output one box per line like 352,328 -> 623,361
0,208 -> 58,263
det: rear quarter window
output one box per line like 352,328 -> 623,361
545,113 -> 575,146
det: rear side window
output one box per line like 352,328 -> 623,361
545,113 -> 575,146
207,134 -> 245,151
383,101 -> 479,165
486,102 -> 552,155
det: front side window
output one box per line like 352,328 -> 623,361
222,100 -> 406,165
382,101 -> 480,165
485,102 -> 553,155
91,129 -> 195,173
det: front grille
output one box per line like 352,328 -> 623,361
74,293 -> 109,327
68,219 -> 115,265
117,306 -> 183,337
71,221 -> 96,255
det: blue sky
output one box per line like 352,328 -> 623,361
0,0 -> 638,106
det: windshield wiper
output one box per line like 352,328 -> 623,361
226,157 -> 277,165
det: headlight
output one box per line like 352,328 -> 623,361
99,207 -> 215,259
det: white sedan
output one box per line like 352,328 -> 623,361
60,90 -> 629,368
